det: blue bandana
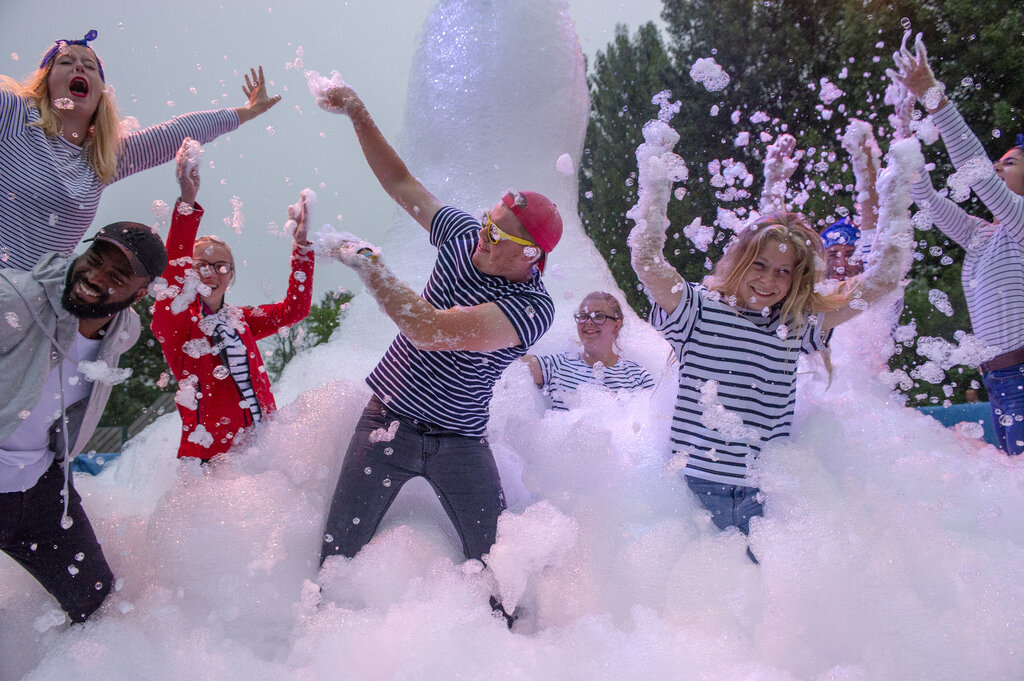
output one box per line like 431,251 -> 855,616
39,30 -> 104,82
821,217 -> 860,248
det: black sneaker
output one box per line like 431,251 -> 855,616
489,596 -> 517,630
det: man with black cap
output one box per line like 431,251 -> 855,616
0,222 -> 166,623
314,83 -> 562,626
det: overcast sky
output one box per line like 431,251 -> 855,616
0,0 -> 664,304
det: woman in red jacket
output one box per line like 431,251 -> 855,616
152,142 -> 314,460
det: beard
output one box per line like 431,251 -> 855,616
60,268 -> 137,319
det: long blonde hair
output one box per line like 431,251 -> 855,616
704,212 -> 849,337
0,49 -> 122,184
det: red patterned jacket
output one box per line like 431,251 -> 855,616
151,202 -> 314,459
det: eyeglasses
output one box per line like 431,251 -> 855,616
193,260 -> 233,276
482,212 -> 536,248
574,311 -> 620,326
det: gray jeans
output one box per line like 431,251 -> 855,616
321,396 -> 506,564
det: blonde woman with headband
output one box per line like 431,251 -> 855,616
0,30 -> 280,270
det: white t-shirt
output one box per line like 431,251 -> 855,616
0,332 -> 101,492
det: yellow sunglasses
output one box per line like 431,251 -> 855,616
482,212 -> 536,247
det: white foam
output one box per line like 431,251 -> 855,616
3,4 -> 1023,681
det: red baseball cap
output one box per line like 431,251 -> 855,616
501,191 -> 562,272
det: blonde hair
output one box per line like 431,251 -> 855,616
580,290 -> 623,320
704,212 -> 849,337
193,235 -> 234,263
0,46 -> 122,184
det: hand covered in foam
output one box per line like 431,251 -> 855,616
313,226 -> 381,269
763,134 -> 800,185
306,69 -> 361,116
886,31 -> 945,111
284,188 -> 317,245
175,138 -> 202,207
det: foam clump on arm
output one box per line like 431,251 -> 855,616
626,91 -> 688,301
760,133 -> 800,214
853,136 -> 924,304
306,69 -> 349,113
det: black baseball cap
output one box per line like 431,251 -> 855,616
87,222 -> 168,280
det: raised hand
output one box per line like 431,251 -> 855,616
318,84 -> 364,117
314,227 -> 380,268
287,190 -> 316,246
236,66 -> 281,124
886,31 -> 945,111
175,138 -> 202,206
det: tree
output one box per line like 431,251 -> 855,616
579,0 -> 1024,405
262,288 -> 355,380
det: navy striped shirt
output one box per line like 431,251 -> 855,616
653,283 -> 830,485
537,352 -> 654,411
911,103 -> 1024,353
366,206 -> 554,437
0,89 -> 238,270
211,313 -> 262,424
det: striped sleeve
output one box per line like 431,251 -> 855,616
492,288 -> 554,349
649,282 -> 701,361
430,205 -> 476,248
537,353 -> 557,386
911,166 -> 979,249
932,104 -> 1024,244
114,109 -> 239,182
0,89 -> 27,139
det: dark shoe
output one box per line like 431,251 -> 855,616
489,596 -> 517,630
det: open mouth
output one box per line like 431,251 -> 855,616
75,279 -> 104,302
69,77 -> 89,97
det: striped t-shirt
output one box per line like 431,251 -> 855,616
911,103 -> 1024,354
537,352 -> 654,411
366,206 -> 554,438
0,89 -> 238,270
653,283 -> 830,485
210,313 -> 262,424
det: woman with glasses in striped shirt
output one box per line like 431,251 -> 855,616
522,291 -> 654,411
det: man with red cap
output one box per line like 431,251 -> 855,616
315,83 -> 562,626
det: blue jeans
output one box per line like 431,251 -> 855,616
686,477 -> 763,563
321,396 -> 506,564
685,477 -> 764,535
983,363 -> 1024,456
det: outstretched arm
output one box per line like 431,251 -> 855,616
627,118 -> 688,313
888,32 -> 1024,240
247,191 -> 316,340
151,141 -> 205,364
822,137 -> 923,330
116,67 -> 279,183
321,235 -> 522,352
318,84 -> 442,231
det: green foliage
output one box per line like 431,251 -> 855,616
98,298 -> 175,428
580,0 -> 1023,405
262,288 -> 355,381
